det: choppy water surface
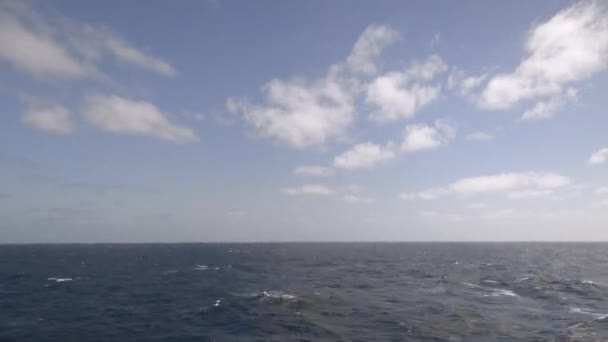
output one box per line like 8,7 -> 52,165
1,243 -> 608,341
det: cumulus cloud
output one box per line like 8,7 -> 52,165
281,184 -> 334,196
83,94 -> 197,143
227,24 -> 448,149
227,67 -> 355,149
0,1 -> 175,79
466,131 -> 493,141
293,165 -> 334,177
227,24 -> 400,150
21,104 -> 75,134
366,55 -> 447,123
477,1 -> 608,116
589,147 -> 608,165
333,142 -> 396,169
346,24 -> 399,75
401,172 -> 570,200
401,120 -> 455,152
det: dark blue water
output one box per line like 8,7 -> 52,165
1,243 -> 608,341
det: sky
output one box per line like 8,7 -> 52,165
1,0 -> 608,243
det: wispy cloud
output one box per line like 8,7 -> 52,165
293,165 -> 334,177
466,131 -> 493,141
83,94 -> 197,143
281,184 -> 334,196
0,1 -> 176,80
401,172 -> 570,200
21,103 -> 75,134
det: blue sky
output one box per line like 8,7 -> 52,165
1,0 -> 608,242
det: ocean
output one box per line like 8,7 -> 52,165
1,243 -> 608,341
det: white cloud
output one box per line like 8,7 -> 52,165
333,142 -> 396,169
450,172 -> 570,194
477,2 -> 608,114
343,194 -> 375,204
401,120 -> 455,152
83,94 -> 197,143
466,131 -> 493,141
521,98 -> 563,121
281,184 -> 333,196
98,31 -> 176,76
448,70 -> 488,96
506,189 -> 554,199
293,165 -> 334,177
597,187 -> 608,195
589,147 -> 608,165
227,67 -> 355,149
0,2 -> 94,79
227,26 -> 447,149
21,104 -> 75,134
346,24 -> 399,75
401,171 -> 570,200
366,55 -> 447,123
227,24 -> 399,149
0,2 -> 175,79
400,188 -> 449,201
460,74 -> 488,95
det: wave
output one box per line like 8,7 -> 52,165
463,282 -> 519,298
570,307 -> 608,320
192,265 -> 222,271
260,290 -> 297,301
47,277 -> 72,283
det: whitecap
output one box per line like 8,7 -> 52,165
570,307 -> 608,320
47,277 -> 72,283
484,288 -> 519,297
465,282 -> 518,298
261,290 -> 296,300
192,265 -> 209,271
214,299 -> 221,307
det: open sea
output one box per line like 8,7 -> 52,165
1,243 -> 608,341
